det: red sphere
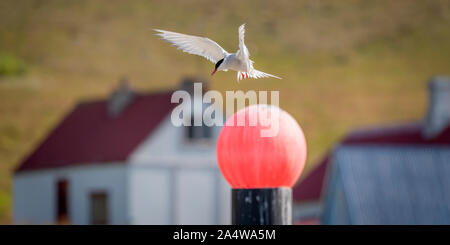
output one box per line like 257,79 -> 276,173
216,104 -> 307,188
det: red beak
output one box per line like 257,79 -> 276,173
211,68 -> 217,76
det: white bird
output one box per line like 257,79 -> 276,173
154,24 -> 281,81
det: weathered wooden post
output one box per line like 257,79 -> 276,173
216,104 -> 307,225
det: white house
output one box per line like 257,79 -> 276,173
13,79 -> 231,225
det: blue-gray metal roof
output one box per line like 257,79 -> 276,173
333,145 -> 450,225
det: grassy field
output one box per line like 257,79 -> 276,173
1,0 -> 450,223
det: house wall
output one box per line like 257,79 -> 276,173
128,115 -> 231,225
129,115 -> 222,166
128,167 -> 172,224
13,172 -> 55,224
13,164 -> 128,225
128,166 -> 229,225
69,164 -> 128,225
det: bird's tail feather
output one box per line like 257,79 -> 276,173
236,70 -> 281,81
251,70 -> 282,80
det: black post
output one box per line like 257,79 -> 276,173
232,187 -> 292,225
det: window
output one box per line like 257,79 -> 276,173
90,192 -> 109,225
56,179 -> 69,224
186,118 -> 212,141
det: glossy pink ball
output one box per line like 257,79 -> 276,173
216,104 -> 307,188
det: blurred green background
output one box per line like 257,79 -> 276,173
1,0 -> 450,223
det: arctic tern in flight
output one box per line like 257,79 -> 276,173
155,24 -> 281,81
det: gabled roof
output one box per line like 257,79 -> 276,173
293,122 -> 450,203
293,154 -> 330,203
342,123 -> 450,145
15,91 -> 175,173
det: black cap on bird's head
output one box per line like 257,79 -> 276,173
211,58 -> 224,76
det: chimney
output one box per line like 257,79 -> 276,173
423,76 -> 450,139
108,78 -> 136,117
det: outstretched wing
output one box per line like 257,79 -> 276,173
236,24 -> 250,68
234,24 -> 282,81
154,29 -> 228,63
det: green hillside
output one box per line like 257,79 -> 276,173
1,0 -> 450,223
